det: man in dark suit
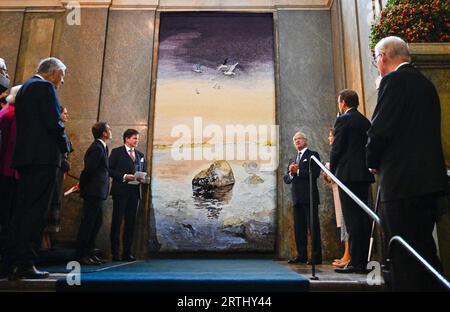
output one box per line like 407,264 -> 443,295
330,89 -> 374,274
0,57 -> 69,280
76,122 -> 112,265
367,36 -> 447,291
109,129 -> 146,261
284,132 -> 322,264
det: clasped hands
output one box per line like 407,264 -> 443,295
125,174 -> 145,183
289,162 -> 299,175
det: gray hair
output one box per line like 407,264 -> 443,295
375,36 -> 411,62
36,57 -> 66,74
0,58 -> 6,70
293,131 -> 307,141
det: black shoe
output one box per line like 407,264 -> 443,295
122,255 -> 136,262
9,265 -> 49,280
78,256 -> 97,265
112,255 -> 122,262
0,264 -> 14,279
90,255 -> 105,264
288,256 -> 307,264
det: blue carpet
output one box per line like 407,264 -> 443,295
55,259 -> 309,292
40,261 -> 124,273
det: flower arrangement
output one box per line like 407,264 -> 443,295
369,0 -> 450,49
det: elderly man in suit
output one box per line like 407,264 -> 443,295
76,122 -> 112,265
0,57 -> 69,280
109,129 -> 146,262
367,36 -> 447,291
330,89 -> 374,274
284,132 -> 322,265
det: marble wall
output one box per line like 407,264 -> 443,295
276,10 -> 340,260
0,12 -> 24,84
53,8 -> 109,244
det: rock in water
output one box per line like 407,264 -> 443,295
192,160 -> 235,194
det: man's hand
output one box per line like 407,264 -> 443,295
369,168 -> 379,175
289,163 -> 298,175
125,174 -> 136,181
136,177 -> 145,183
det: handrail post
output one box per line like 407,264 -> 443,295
309,158 -> 319,280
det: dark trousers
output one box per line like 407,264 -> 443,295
1,166 -> 56,266
46,167 -> 65,232
76,196 -> 104,258
110,192 -> 139,257
339,182 -> 371,269
380,194 -> 444,291
0,175 -> 18,237
293,203 -> 322,262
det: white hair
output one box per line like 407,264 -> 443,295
293,131 -> 307,141
375,36 -> 411,62
6,85 -> 22,104
0,58 -> 6,70
36,57 -> 66,74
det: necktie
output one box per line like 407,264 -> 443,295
129,149 -> 135,162
296,151 -> 302,164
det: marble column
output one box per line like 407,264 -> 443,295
98,9 -> 156,258
276,9 -> 340,261
53,8 -> 109,244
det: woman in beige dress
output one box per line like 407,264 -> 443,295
323,128 -> 350,267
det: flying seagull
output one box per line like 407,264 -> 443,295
217,58 -> 229,71
193,64 -> 202,73
223,62 -> 238,76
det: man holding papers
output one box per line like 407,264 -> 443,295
109,129 -> 146,262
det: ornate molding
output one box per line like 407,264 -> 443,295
409,43 -> 450,68
0,0 -> 334,11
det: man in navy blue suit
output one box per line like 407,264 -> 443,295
76,122 -> 112,265
109,129 -> 146,261
284,132 -> 322,265
1,57 -> 69,279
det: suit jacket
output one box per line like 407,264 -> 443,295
79,139 -> 110,200
366,64 -> 447,202
108,145 -> 146,198
330,108 -> 374,184
12,76 -> 69,169
283,148 -> 321,205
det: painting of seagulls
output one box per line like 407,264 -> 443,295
223,62 -> 238,76
193,64 -> 202,73
217,58 -> 228,71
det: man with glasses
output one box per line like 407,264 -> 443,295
367,36 -> 447,291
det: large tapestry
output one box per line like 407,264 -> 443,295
151,12 -> 277,252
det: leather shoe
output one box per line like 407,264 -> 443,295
335,265 -> 369,274
90,255 -> 105,264
9,265 -> 49,280
287,256 -> 307,264
78,256 -> 98,265
122,255 -> 136,262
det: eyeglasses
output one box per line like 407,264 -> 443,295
371,53 -> 382,68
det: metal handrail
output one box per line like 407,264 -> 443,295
308,155 -> 450,291
389,236 -> 450,291
309,156 -> 380,224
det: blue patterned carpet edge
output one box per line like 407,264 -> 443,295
52,259 -> 310,292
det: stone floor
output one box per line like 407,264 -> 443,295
278,262 -> 385,291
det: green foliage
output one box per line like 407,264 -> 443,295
370,0 -> 450,49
